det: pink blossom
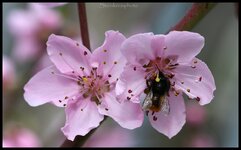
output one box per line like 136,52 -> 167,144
83,125 -> 134,147
3,127 -> 41,147
186,101 -> 206,126
7,3 -> 62,62
3,56 -> 16,89
24,31 -> 143,141
187,133 -> 216,147
116,31 -> 216,139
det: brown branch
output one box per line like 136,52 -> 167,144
78,3 -> 90,50
168,3 -> 217,32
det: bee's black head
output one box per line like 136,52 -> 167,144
151,72 -> 170,95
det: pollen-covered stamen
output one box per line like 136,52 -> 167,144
162,56 -> 179,70
79,66 -> 88,77
143,57 -> 177,80
144,61 -> 160,80
174,91 -> 179,96
77,67 -> 112,105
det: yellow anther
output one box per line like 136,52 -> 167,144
82,77 -> 88,82
155,74 -> 160,82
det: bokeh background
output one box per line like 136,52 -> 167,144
2,3 -> 238,147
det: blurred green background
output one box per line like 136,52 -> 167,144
2,3 -> 238,147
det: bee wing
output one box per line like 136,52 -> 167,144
142,91 -> 153,111
160,96 -> 170,116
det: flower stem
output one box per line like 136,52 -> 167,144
168,3 -> 217,32
60,3 -> 106,147
78,3 -> 90,50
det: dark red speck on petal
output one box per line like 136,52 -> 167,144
196,97 -> 200,101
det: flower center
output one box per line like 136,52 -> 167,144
144,56 -> 179,80
77,67 -> 111,105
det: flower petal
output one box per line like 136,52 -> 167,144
91,30 -> 126,83
121,32 -> 155,66
148,92 -> 186,139
172,58 -> 216,105
98,91 -> 144,129
3,56 -> 15,88
7,9 -> 37,37
164,31 -> 204,63
61,99 -> 104,141
29,3 -> 62,30
151,34 -> 165,57
23,66 -> 79,106
116,64 -> 146,103
47,34 -> 91,75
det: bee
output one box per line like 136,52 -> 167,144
142,71 -> 171,115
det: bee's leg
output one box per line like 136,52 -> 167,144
144,88 -> 150,94
146,79 -> 152,88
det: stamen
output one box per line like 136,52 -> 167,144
174,91 -> 179,96
191,65 -> 196,68
196,97 -> 201,101
52,72 -> 79,81
82,77 -> 88,82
